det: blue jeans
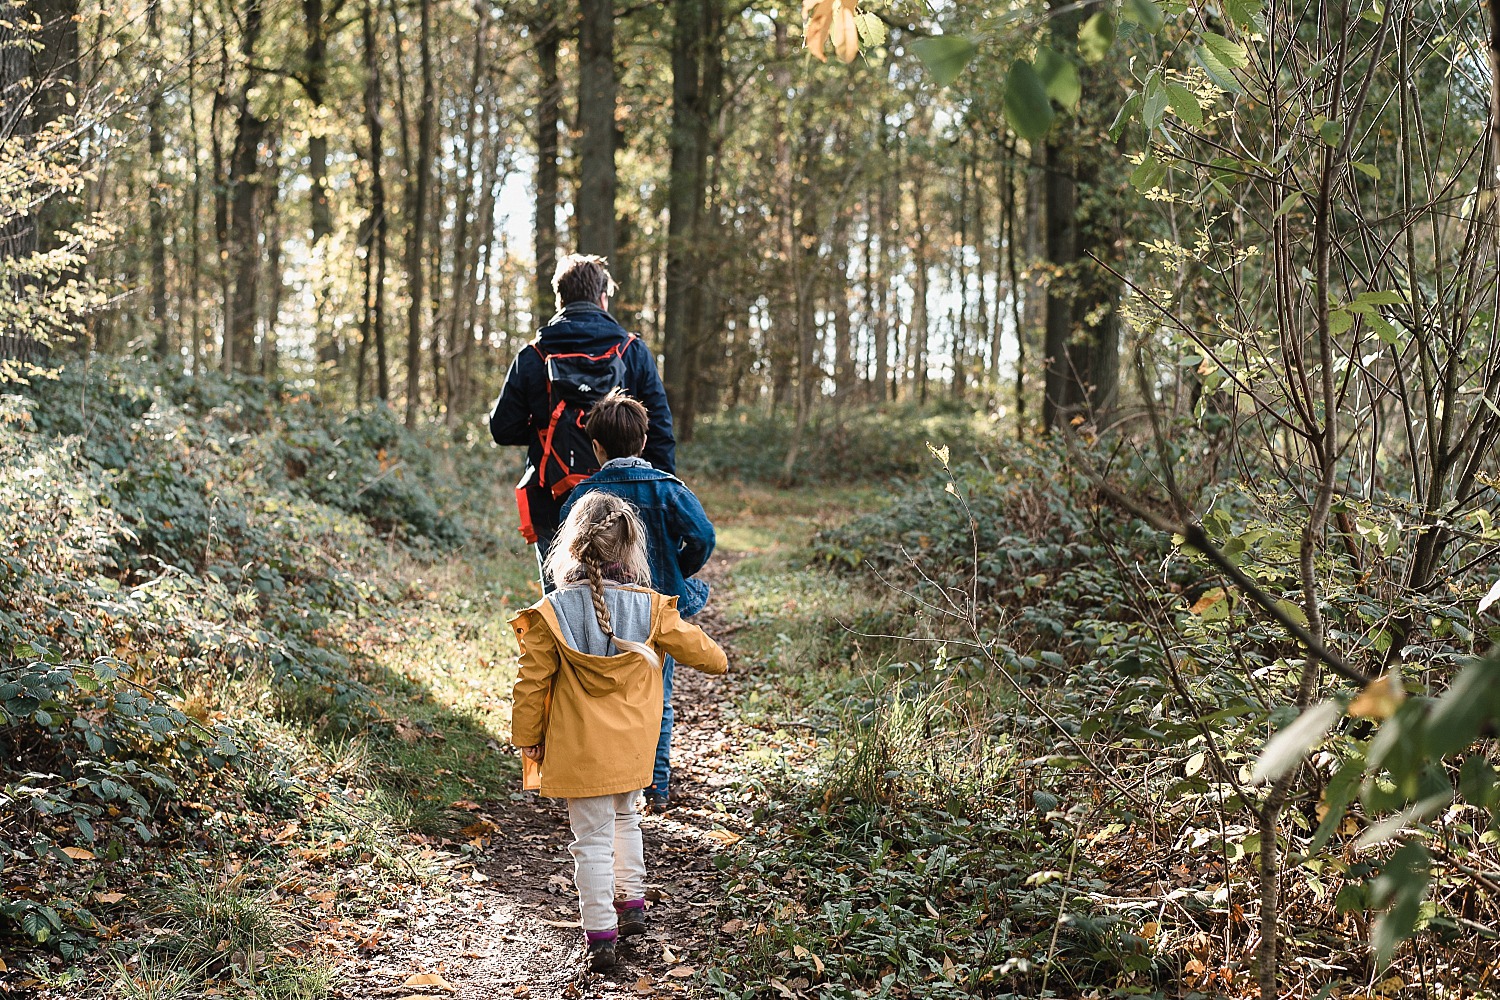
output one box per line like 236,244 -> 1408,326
649,655 -> 675,799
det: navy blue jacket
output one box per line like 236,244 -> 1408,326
560,458 -> 715,618
490,303 -> 676,538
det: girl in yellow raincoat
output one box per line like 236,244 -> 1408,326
509,492 -> 727,972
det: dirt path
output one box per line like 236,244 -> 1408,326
332,561 -> 749,1000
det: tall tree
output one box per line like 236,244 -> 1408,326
403,0 -> 435,426
147,0 -> 170,359
225,0 -> 268,372
663,0 -> 710,437
357,0 -> 389,403
576,0 -> 616,257
532,2 -> 559,319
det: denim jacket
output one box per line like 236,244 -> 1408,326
560,458 -> 714,617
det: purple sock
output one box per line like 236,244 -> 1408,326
586,928 -> 618,943
614,899 -> 645,913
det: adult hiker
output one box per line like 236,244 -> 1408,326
488,253 -> 676,587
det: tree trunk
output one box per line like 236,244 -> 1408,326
358,0 -> 389,403
403,0 -> 435,426
226,0 -> 267,374
303,0 -> 333,244
663,0 -> 709,438
533,3 -> 560,318
577,0 -> 616,257
147,0 -> 170,359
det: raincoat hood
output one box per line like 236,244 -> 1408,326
508,586 -> 728,799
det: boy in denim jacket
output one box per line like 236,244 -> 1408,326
559,390 -> 715,809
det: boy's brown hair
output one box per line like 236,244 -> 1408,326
585,389 -> 649,459
553,253 -> 618,310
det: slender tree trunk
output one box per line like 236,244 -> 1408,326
577,0 -> 616,257
534,4 -> 560,318
303,0 -> 333,243
446,9 -> 489,423
212,0 -> 232,370
403,0 -> 435,426
911,172 -> 929,405
226,0 -> 267,374
358,0 -> 389,402
187,6 -> 202,375
147,0 -> 170,359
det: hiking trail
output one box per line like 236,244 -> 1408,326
331,558 -> 750,1000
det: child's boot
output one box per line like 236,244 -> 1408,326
615,899 -> 648,939
586,930 -> 618,971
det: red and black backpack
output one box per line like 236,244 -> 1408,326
515,335 -> 635,543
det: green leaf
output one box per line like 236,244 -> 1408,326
1130,154 -> 1168,192
1077,11 -> 1116,63
1353,160 -> 1381,180
1194,44 -> 1243,93
1142,76 -> 1169,130
1370,841 -> 1431,970
1201,32 -> 1249,68
911,35 -> 979,88
854,12 -> 887,48
1122,0 -> 1165,32
1354,290 -> 1406,306
1034,47 -> 1081,110
1307,754 -> 1365,855
1426,655 -> 1500,759
1165,83 -> 1203,128
1251,700 -> 1341,784
1108,92 -> 1142,141
1273,192 -> 1303,218
1003,59 -> 1055,141
1370,317 -> 1406,346
1328,309 -> 1353,336
1319,118 -> 1344,147
1223,0 -> 1264,29
1274,598 -> 1309,629
1459,754 -> 1500,808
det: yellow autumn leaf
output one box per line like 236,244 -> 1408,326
62,847 -> 95,861
95,891 -> 127,904
1348,672 -> 1405,721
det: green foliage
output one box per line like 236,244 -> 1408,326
0,361 -> 489,959
683,403 -> 1000,485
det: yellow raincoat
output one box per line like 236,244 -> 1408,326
509,588 -> 727,798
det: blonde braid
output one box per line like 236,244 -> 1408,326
575,509 -> 623,638
584,556 -> 614,638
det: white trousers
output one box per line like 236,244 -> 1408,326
566,792 -> 646,932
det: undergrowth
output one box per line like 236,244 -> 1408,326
0,361 -> 522,992
711,440 -> 1500,998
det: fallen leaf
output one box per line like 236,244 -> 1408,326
539,918 -> 581,928
1141,920 -> 1160,939
665,967 -> 695,978
513,987 -> 531,998
706,829 -> 742,846
95,891 -> 126,904
401,972 -> 456,993
635,975 -> 654,995
720,919 -> 745,934
62,847 -> 94,861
